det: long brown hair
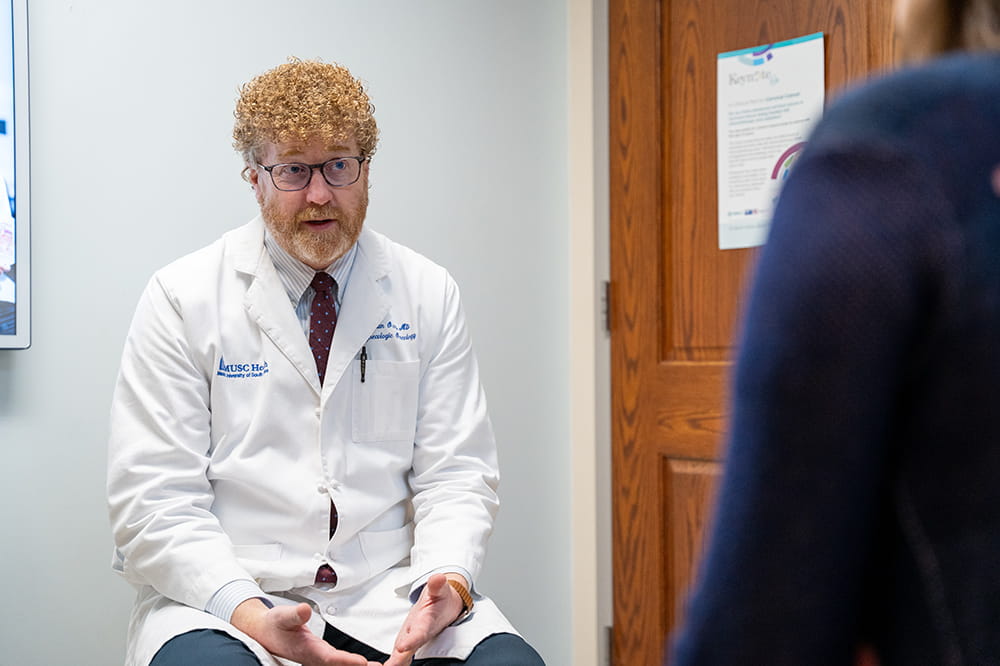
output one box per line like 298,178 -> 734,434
896,0 -> 1000,61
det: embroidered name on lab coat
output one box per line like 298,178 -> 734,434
368,321 -> 416,342
217,356 -> 270,379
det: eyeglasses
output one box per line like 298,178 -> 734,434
257,156 -> 367,191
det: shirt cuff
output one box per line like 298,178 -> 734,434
407,566 -> 474,603
204,579 -> 268,622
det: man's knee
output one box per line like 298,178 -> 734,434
463,632 -> 545,666
150,629 -> 262,666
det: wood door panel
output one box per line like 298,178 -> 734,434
610,0 -> 893,664
664,0 -> 759,363
662,458 -> 722,635
651,363 -> 729,458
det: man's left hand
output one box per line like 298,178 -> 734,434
383,573 -> 465,666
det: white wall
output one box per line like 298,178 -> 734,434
0,2 -> 581,664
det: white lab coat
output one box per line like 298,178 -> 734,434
107,217 -> 517,666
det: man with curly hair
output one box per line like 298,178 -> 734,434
107,59 -> 543,666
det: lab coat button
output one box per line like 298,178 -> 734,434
326,605 -> 337,615
316,482 -> 327,494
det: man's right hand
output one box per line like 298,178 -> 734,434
231,598 -> 380,666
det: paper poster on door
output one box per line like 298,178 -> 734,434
717,32 -> 824,250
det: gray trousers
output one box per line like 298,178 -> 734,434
150,626 -> 545,665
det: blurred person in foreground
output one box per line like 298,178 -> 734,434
107,59 -> 543,666
670,1 -> 1000,664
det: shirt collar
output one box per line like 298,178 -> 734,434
264,228 -> 358,306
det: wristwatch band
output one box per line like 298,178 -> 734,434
447,578 -> 474,620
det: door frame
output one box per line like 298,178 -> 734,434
568,2 -> 612,666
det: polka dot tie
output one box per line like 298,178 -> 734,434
308,272 -> 338,386
308,271 -> 339,588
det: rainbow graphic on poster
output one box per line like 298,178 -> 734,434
771,142 -> 807,183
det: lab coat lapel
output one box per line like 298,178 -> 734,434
228,217 -> 321,393
322,228 -> 391,392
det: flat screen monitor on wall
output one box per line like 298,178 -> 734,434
0,0 -> 27,349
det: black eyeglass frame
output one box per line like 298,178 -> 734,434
257,156 -> 368,191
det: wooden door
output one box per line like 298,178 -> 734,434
608,1 -> 894,664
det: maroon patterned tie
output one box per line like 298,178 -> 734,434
308,272 -> 337,386
308,272 -> 339,587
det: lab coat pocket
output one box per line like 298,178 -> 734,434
358,522 -> 415,579
233,543 -> 305,591
352,359 -> 419,442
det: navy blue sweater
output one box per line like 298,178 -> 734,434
671,52 -> 1000,665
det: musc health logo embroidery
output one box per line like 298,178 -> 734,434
217,356 -> 270,379
368,320 -> 416,342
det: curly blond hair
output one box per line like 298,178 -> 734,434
233,58 -> 379,165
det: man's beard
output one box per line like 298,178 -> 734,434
262,189 -> 367,269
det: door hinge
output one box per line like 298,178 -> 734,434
602,280 -> 611,334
